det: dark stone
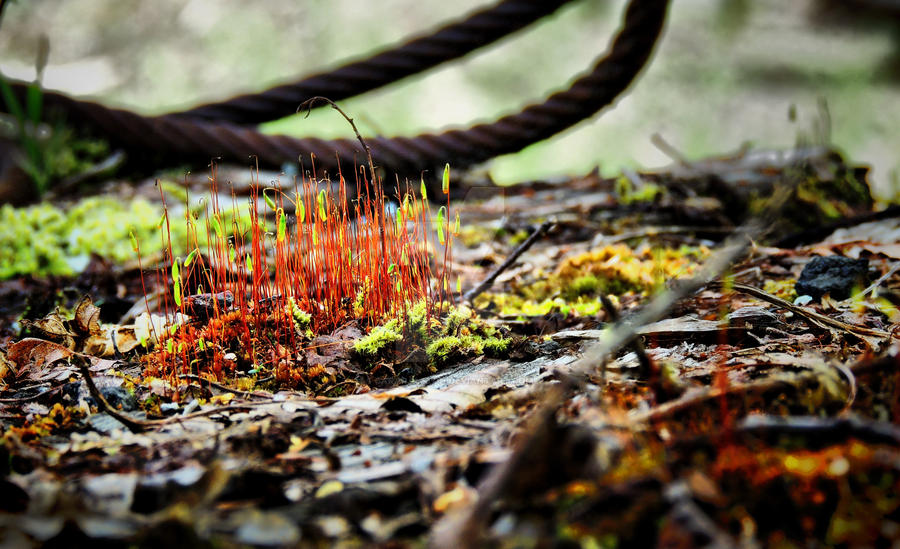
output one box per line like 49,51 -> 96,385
159,402 -> 181,415
65,381 -> 139,412
99,386 -> 139,412
795,255 -> 869,301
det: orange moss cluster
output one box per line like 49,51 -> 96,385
138,164 -> 455,390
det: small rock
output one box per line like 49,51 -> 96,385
89,413 -> 129,434
234,510 -> 301,546
99,386 -> 139,412
795,255 -> 868,301
159,402 -> 181,415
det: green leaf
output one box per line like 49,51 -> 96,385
317,189 -> 327,221
263,188 -> 278,211
211,214 -> 223,239
420,176 -> 428,202
228,244 -> 236,263
296,196 -> 305,223
245,254 -> 253,273
442,163 -> 450,195
25,84 -> 42,126
184,248 -> 198,267
276,208 -> 286,242
0,75 -> 25,122
172,261 -> 182,307
436,206 -> 446,245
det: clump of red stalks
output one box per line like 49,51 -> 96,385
138,162 -> 456,392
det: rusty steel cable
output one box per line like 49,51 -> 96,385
2,0 -> 668,185
169,0 -> 575,125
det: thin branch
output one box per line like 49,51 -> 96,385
298,96 -> 376,187
180,374 -> 274,400
75,356 -> 265,434
75,356 -> 150,433
711,281 -> 892,339
463,220 -> 554,303
651,133 -> 692,168
600,293 -> 653,383
857,262 -> 900,299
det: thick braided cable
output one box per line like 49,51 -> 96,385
3,0 -> 668,179
169,0 -> 574,125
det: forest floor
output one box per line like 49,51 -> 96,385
0,145 -> 899,548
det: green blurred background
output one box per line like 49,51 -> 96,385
1,0 -> 898,200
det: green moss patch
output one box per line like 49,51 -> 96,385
476,243 -> 708,318
353,302 -> 510,369
0,195 -> 246,279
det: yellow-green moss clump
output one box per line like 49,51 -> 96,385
352,320 -> 405,360
43,130 -> 111,183
0,196 -> 237,279
476,243 -> 708,317
353,302 -> 509,368
763,278 -> 797,302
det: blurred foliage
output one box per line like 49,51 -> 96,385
0,0 -> 898,199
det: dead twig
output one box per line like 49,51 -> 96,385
298,96 -> 376,187
463,219 -> 555,303
179,374 -> 274,400
600,294 -> 654,383
651,133 -> 692,168
633,368 -> 842,424
635,346 -> 898,425
710,281 -> 892,339
0,387 -> 61,404
832,359 -> 857,414
857,262 -> 900,299
74,355 -> 151,433
75,356 -> 266,434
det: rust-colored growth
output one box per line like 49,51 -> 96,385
141,164 -> 454,391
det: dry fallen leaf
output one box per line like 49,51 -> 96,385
6,338 -> 75,383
